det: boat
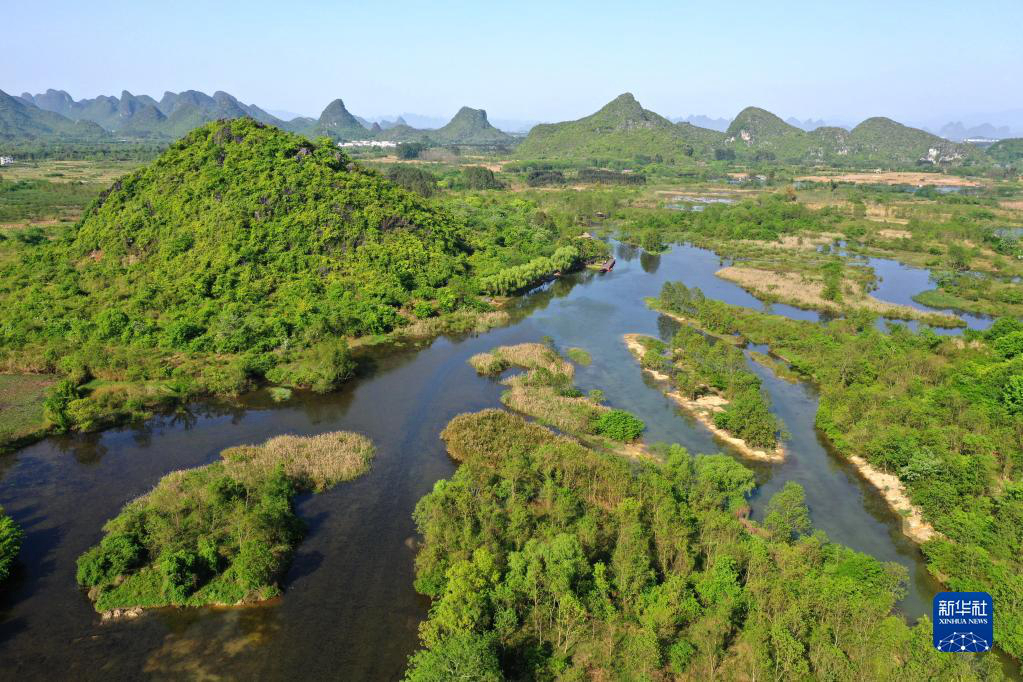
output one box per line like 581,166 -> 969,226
600,258 -> 616,273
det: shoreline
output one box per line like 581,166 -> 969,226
623,334 -> 784,462
847,454 -> 937,544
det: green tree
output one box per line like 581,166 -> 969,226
763,482 -> 812,541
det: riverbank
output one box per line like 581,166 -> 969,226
623,334 -> 784,462
847,455 -> 938,544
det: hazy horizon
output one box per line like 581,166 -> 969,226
5,0 -> 1022,129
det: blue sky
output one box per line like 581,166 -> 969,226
4,0 -> 1022,126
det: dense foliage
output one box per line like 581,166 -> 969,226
2,119 -> 468,377
386,165 -> 438,197
480,246 -> 579,295
0,506 -> 22,584
462,166 -> 503,190
77,431 -> 374,611
406,409 -> 996,680
657,281 -> 1023,660
592,409 -> 645,442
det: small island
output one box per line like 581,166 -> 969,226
77,431 -> 374,616
469,342 -> 647,454
624,329 -> 784,461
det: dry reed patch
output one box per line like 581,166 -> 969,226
999,200 -> 1023,211
795,172 -> 980,187
737,233 -> 840,251
399,310 -> 511,340
878,228 -> 912,239
500,373 -> 605,434
469,352 -> 509,375
469,343 -> 573,377
715,266 -> 960,324
222,431 -> 375,491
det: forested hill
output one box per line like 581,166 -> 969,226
514,93 -> 983,168
513,93 -> 721,163
60,118 -> 468,343
0,118 -> 480,411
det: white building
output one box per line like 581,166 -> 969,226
338,140 -> 398,149
0,156 -> 14,166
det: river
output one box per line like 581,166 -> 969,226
0,240 -> 996,680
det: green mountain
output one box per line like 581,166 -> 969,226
513,95 -> 980,167
726,106 -> 803,143
514,93 -> 721,161
280,98 -> 368,141
986,138 -> 1023,164
840,117 -> 976,165
431,107 -> 511,144
0,118 -> 472,400
379,106 -> 512,145
314,98 -> 366,139
0,89 -> 108,142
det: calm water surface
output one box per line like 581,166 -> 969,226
0,241 -> 988,680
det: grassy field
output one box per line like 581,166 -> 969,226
0,374 -> 55,451
0,159 -> 138,229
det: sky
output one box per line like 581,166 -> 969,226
4,0 -> 1022,127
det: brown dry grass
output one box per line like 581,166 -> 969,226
221,431 -> 375,492
878,228 -> 913,239
795,171 -> 980,187
736,233 -> 841,251
394,310 -> 511,342
715,266 -> 961,324
500,374 -> 606,434
469,343 -> 573,377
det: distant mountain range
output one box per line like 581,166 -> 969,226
5,88 -> 514,146
0,90 -> 108,142
515,93 -> 984,167
671,115 -> 731,132
937,121 -> 1015,141
2,87 -> 1019,166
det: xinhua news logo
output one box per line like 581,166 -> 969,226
933,591 -> 993,652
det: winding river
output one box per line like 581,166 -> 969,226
0,241 -> 996,679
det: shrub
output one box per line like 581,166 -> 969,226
993,331 -> 1023,359
266,340 -> 355,393
463,166 -> 503,190
526,170 -> 565,187
0,507 -> 23,584
593,409 -> 645,442
397,142 -> 427,159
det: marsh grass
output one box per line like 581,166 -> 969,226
566,347 -> 592,365
222,431 -> 375,492
0,373 -> 56,451
468,342 -> 574,376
